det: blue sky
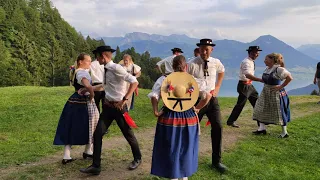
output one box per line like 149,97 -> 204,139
51,0 -> 320,47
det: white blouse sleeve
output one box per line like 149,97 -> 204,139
133,64 -> 141,73
275,67 -> 291,80
76,70 -> 91,85
147,76 -> 165,100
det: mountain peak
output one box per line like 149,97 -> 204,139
255,34 -> 279,41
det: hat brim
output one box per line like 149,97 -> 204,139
161,72 -> 199,112
95,49 -> 116,53
196,43 -> 216,47
246,49 -> 262,51
171,49 -> 183,53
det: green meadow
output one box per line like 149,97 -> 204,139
1,86 -> 320,180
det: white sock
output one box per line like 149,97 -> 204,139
258,123 -> 266,131
281,126 -> 288,136
84,144 -> 93,155
63,145 -> 72,159
182,177 -> 188,180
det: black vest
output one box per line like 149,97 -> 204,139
73,73 -> 84,91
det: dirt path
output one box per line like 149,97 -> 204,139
1,98 -> 319,180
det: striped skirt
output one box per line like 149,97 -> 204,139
253,84 -> 290,125
151,108 -> 199,179
53,92 -> 99,145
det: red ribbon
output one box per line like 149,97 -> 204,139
123,112 -> 138,128
206,120 -> 211,126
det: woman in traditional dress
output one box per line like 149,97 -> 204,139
253,53 -> 293,138
119,54 -> 141,110
148,55 -> 211,180
53,53 -> 100,164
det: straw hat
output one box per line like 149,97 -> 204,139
161,72 -> 199,112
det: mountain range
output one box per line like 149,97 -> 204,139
102,32 -> 318,68
287,84 -> 319,95
297,44 -> 320,61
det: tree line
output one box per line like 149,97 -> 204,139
0,0 -> 161,88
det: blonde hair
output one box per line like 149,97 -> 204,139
119,54 -> 133,65
69,53 -> 89,85
266,53 -> 285,67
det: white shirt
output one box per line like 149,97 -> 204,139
76,69 -> 92,85
264,65 -> 291,81
239,57 -> 255,81
103,61 -> 138,101
156,55 -> 176,74
122,64 -> 141,75
187,56 -> 225,92
148,75 -> 208,101
90,60 -> 104,84
187,56 -> 200,63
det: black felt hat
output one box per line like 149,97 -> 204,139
246,46 -> 262,52
196,38 -> 216,47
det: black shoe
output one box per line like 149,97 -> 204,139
278,134 -> 289,138
62,158 -> 75,165
227,122 -> 240,128
128,159 -> 142,170
212,163 -> 228,173
252,130 -> 267,135
80,165 -> 101,175
83,153 -> 93,159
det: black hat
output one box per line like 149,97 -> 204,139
246,46 -> 262,52
93,45 -> 116,54
171,47 -> 183,53
196,38 -> 216,47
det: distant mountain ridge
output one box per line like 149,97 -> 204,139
103,33 -> 318,68
287,84 -> 319,95
297,44 -> 320,61
103,32 -> 199,47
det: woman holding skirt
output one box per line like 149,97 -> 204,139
253,53 -> 293,138
148,55 -> 211,180
53,53 -> 99,164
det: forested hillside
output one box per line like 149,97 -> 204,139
0,0 -> 161,88
0,0 -> 104,86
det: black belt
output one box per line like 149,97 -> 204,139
93,82 -> 102,86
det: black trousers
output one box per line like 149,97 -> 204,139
227,81 -> 258,124
92,104 -> 142,168
197,97 -> 223,164
94,90 -> 105,113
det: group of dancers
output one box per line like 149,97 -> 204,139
53,38 -> 293,179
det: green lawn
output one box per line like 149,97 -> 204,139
0,86 -> 157,168
191,112 -> 320,180
1,86 -> 320,180
0,86 -> 237,168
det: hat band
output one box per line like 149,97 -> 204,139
167,97 -> 192,110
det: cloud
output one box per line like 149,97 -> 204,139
51,0 -> 320,46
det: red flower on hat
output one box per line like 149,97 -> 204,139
187,82 -> 194,97
167,81 -> 174,96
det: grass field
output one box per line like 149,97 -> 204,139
0,86 -> 155,168
1,86 -> 320,180
191,112 -> 320,180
